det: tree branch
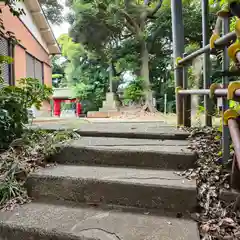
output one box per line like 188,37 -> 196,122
117,8 -> 141,34
147,26 -> 162,52
148,0 -> 164,17
125,21 -> 136,33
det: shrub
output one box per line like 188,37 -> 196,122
0,77 -> 52,149
124,77 -> 144,103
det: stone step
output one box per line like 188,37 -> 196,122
31,123 -> 189,140
99,108 -> 119,112
26,165 -> 197,215
77,129 -> 189,140
51,137 -> 196,170
0,202 -> 200,240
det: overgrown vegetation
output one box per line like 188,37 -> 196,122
0,129 -> 80,210
52,0 -> 217,113
2,0 -> 64,25
0,56 -> 78,209
182,127 -> 240,239
0,65 -> 80,210
124,77 -> 144,104
0,77 -> 52,149
0,1 -> 73,208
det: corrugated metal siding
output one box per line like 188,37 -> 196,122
26,53 -> 35,78
0,37 -> 9,84
26,53 -> 43,83
34,58 -> 43,83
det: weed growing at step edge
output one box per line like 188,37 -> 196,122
0,129 -> 80,210
182,127 -> 240,239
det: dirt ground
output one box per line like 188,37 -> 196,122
33,107 -> 221,128
110,107 -> 221,126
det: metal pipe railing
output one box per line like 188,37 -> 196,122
178,31 -> 236,66
214,89 -> 228,97
222,17 -> 231,162
182,56 -> 191,127
178,89 -> 210,95
215,89 -> 240,97
228,119 -> 240,160
178,88 -> 240,98
171,0 -> 184,126
202,0 -> 212,127
227,118 -> 240,191
236,51 -> 240,63
236,89 -> 240,96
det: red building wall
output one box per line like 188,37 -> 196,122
0,4 -> 52,83
0,4 -> 53,116
0,5 -> 50,65
14,45 -> 27,81
43,63 -> 52,87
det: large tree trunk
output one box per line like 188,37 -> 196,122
140,40 -> 156,112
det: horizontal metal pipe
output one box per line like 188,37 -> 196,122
228,119 -> 240,167
178,89 -> 210,95
214,89 -> 228,96
235,89 -> 240,97
178,46 -> 209,66
178,31 -> 236,66
236,51 -> 240,63
216,31 -> 236,47
178,88 -> 240,98
215,89 -> 240,97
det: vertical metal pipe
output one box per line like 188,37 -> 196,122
171,0 -> 184,126
182,53 -> 188,90
222,17 -> 230,162
183,53 -> 191,127
202,0 -> 212,126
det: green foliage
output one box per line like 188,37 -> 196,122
124,77 -> 144,102
0,129 -> 80,209
68,0 -> 123,57
61,102 -> 75,111
0,78 -> 52,149
57,33 -> 109,111
57,34 -> 85,85
73,60 -> 109,111
58,0 -> 215,112
195,105 -> 205,127
39,0 -> 64,25
74,82 -> 89,100
52,74 -> 63,79
0,55 -> 13,83
67,0 -> 168,101
52,56 -> 66,77
52,68 -> 66,88
229,100 -> 240,112
17,78 -> 52,109
1,0 -> 25,17
1,0 -> 63,24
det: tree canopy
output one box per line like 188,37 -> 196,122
67,0 -> 169,110
39,0 -> 64,25
1,0 -> 64,24
55,0 -> 219,112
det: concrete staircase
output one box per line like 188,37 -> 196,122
0,129 -> 200,239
